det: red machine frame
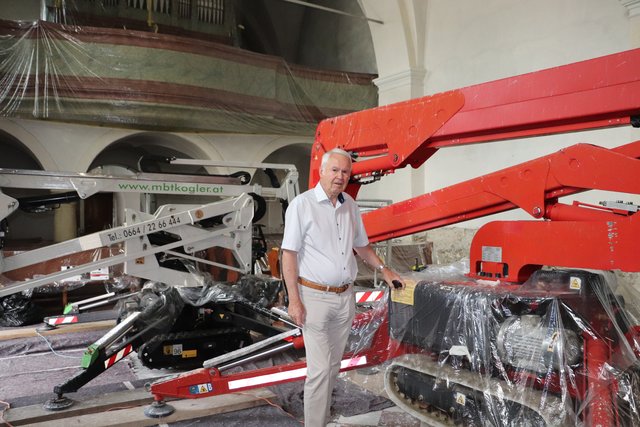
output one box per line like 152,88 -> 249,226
148,48 -> 640,425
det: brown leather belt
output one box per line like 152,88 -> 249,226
298,277 -> 350,294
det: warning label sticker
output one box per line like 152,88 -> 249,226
455,392 -> 466,406
189,383 -> 213,395
182,349 -> 198,358
569,276 -> 582,290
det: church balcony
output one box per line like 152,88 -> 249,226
0,18 -> 377,135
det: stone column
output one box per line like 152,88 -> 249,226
373,67 -> 427,106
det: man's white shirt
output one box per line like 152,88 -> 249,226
281,183 -> 369,286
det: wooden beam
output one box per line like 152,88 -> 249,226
0,320 -> 115,341
5,388 -> 153,425
6,387 -> 276,426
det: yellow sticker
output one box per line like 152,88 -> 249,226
163,345 -> 172,355
390,279 -> 416,306
569,277 -> 582,290
182,349 -> 198,358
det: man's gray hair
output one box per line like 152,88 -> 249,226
320,148 -> 352,171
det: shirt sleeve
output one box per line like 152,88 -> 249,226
281,197 -> 304,252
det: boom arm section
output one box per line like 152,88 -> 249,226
309,48 -> 640,251
0,194 -> 255,298
364,141 -> 640,242
0,163 -> 299,297
311,49 -> 640,191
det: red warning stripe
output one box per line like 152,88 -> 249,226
104,344 -> 133,369
46,315 -> 79,326
355,290 -> 383,304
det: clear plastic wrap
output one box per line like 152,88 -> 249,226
117,274 -> 285,340
348,259 -> 470,358
376,264 -> 640,426
132,280 -> 186,336
120,259 -> 637,424
176,273 -> 283,308
0,14 -> 377,135
0,270 -> 40,325
1,246 -> 127,295
0,244 -> 141,325
0,292 -> 43,326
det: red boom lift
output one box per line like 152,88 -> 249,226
147,49 -> 640,425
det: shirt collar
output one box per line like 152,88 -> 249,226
314,182 -> 344,206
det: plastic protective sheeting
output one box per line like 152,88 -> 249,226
0,15 -> 377,135
121,274 -> 284,337
0,245 -> 136,325
0,293 -> 42,326
379,263 -> 640,426
177,274 -> 283,309
347,259 -> 470,359
1,245 -> 132,294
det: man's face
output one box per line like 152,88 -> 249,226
319,154 -> 351,199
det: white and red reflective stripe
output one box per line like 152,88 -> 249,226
227,356 -> 368,390
355,290 -> 383,304
229,367 -> 307,390
104,344 -> 133,369
46,315 -> 78,326
340,355 -> 368,369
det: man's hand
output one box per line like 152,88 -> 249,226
288,299 -> 307,327
382,267 -> 405,290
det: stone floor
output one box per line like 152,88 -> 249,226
0,323 -> 430,427
328,406 -> 425,427
326,367 -> 427,427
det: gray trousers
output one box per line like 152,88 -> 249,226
300,285 -> 355,427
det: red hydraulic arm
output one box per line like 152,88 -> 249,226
147,299 -> 403,406
360,141 -> 640,243
311,48 -> 640,189
438,140 -> 640,281
310,48 -> 640,244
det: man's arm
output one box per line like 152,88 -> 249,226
354,244 -> 405,289
281,249 -> 306,326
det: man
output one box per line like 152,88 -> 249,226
281,148 -> 404,427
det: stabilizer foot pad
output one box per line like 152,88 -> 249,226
144,400 -> 175,418
36,323 -> 57,332
43,396 -> 74,411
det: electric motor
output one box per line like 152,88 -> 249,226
496,314 -> 582,372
